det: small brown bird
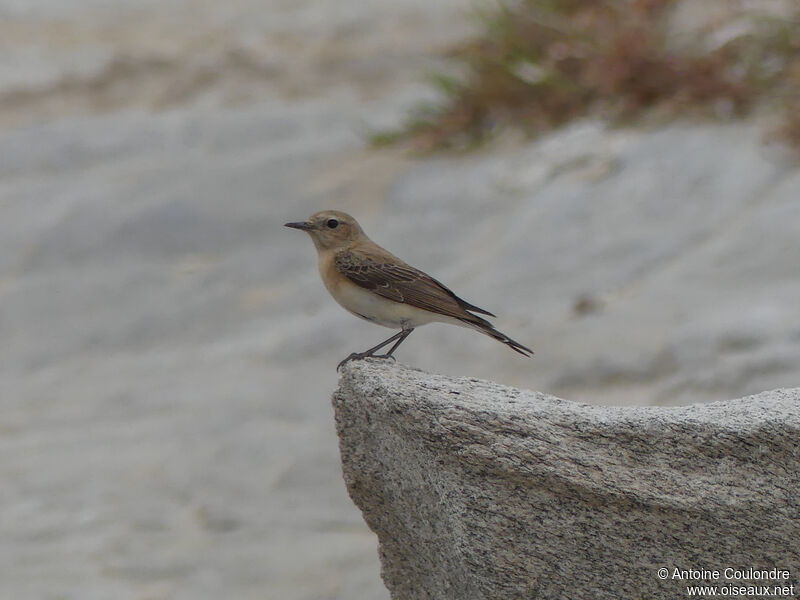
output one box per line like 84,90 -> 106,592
285,210 -> 533,369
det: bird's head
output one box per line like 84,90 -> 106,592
284,210 -> 365,251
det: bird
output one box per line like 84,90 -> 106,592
285,210 -> 533,370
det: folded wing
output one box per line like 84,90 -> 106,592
335,246 -> 533,357
334,247 -> 496,320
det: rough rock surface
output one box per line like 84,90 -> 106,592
334,360 -> 800,600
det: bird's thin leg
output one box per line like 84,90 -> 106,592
337,330 -> 406,371
373,328 -> 414,359
360,330 -> 407,356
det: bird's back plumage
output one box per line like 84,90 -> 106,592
334,243 -> 533,357
335,244 -> 492,319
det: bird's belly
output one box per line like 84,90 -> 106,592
327,279 -> 440,329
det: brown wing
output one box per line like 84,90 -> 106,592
334,247 -> 495,319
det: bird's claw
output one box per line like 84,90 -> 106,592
337,352 -> 365,371
336,352 -> 396,371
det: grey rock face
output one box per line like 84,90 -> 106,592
334,359 -> 800,600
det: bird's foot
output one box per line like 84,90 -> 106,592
336,352 -> 396,371
337,351 -> 367,371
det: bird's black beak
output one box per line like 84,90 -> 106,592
284,221 -> 313,231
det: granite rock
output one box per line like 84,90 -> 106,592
334,359 -> 800,599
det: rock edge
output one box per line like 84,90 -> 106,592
333,359 -> 799,600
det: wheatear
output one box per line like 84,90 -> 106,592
285,210 -> 533,369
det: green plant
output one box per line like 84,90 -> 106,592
384,0 -> 800,152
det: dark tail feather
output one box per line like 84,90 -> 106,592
460,315 -> 534,357
457,298 -> 496,317
430,275 -> 497,317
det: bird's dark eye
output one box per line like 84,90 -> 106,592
326,218 -> 339,229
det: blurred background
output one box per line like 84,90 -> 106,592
1,0 -> 798,598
